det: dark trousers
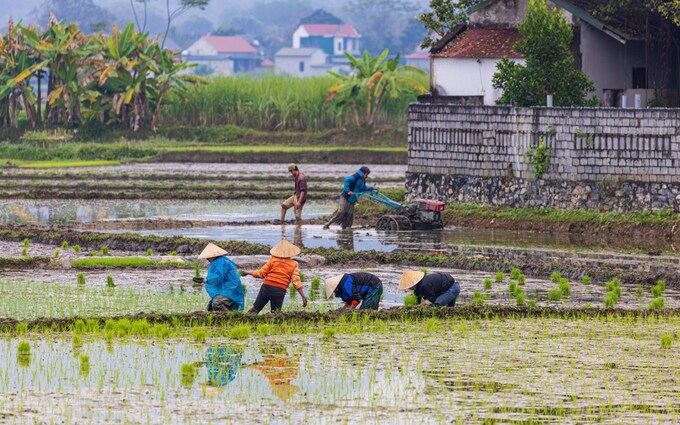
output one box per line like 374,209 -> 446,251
359,283 -> 383,310
250,284 -> 287,313
208,295 -> 239,312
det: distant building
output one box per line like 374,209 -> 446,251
275,48 -> 328,77
181,35 -> 260,76
292,24 -> 361,57
274,23 -> 361,77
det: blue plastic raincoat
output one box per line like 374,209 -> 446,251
205,256 -> 244,311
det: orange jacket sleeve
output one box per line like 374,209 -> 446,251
251,258 -> 273,279
291,266 -> 302,289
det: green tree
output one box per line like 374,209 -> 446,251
162,0 -> 211,48
416,0 -> 482,49
658,0 -> 680,25
325,49 -> 427,128
492,0 -> 596,107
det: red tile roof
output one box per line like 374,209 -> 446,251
433,28 -> 524,59
203,36 -> 258,54
301,24 -> 359,37
407,51 -> 430,60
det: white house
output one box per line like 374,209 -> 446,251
181,35 -> 260,76
292,24 -> 361,57
406,51 -> 430,73
430,0 -> 679,107
274,48 -> 328,77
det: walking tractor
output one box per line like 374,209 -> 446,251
359,190 -> 445,231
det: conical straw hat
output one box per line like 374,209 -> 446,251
271,383 -> 300,401
199,243 -> 228,259
270,239 -> 301,258
399,270 -> 425,290
325,275 -> 344,299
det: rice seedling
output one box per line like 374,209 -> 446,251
72,258 -> 185,267
89,251 -> 97,256
73,319 -> 86,334
661,333 -> 673,349
147,249 -> 153,256
495,271 -> 505,283
62,241 -> 69,250
310,277 -> 321,291
54,249 -> 60,258
420,268 -> 428,274
106,275 -> 115,288
527,299 -> 537,307
322,327 -> 337,339
228,325 -> 250,340
515,288 -> 526,306
558,279 -> 571,297
649,297 -> 665,310
472,291 -> 485,306
191,328 -> 207,343
517,274 -> 526,286
581,276 -> 591,285
547,288 -> 562,301
152,323 -> 171,339
257,324 -> 271,336
651,280 -> 666,297
180,363 -> 198,388
193,263 -> 201,278
551,272 -> 562,283
483,278 -> 493,290
404,293 -> 418,306
242,283 -> 247,295
170,251 -> 177,256
508,281 -> 518,297
22,238 -> 30,248
16,323 -> 28,335
21,247 -> 28,256
77,272 -> 86,285
17,340 -> 30,356
510,268 -> 522,280
299,271 -> 306,282
131,319 -> 150,336
637,284 -> 644,297
72,334 -> 83,350
79,354 -> 90,375
73,245 -> 81,253
289,284 -> 297,297
101,246 -> 109,256
604,293 -> 617,309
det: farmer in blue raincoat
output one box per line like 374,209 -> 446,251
194,243 -> 244,312
205,345 -> 243,386
324,272 -> 383,310
323,166 -> 373,230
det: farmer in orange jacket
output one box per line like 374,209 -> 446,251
242,239 -> 308,313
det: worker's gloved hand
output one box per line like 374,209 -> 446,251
192,277 -> 205,284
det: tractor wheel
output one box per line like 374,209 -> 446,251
375,215 -> 412,231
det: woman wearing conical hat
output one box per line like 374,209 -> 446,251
242,240 -> 308,313
195,243 -> 244,312
399,270 -> 460,307
324,272 -> 383,310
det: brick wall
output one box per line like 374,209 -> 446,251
406,104 -> 680,211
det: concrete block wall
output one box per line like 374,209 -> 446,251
406,103 -> 680,212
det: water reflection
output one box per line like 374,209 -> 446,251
249,345 -> 300,402
205,345 -> 244,387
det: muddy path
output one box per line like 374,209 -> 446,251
3,225 -> 680,288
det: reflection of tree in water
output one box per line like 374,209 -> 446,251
204,345 -> 244,387
249,345 -> 300,401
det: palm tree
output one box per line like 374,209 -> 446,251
325,49 -> 427,128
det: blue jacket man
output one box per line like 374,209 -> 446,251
324,166 -> 373,229
325,272 -> 383,310
196,243 -> 245,312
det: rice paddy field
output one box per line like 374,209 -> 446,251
1,162 -> 679,424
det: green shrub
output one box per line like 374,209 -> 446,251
649,297 -> 665,310
581,276 -> 591,285
483,278 -> 493,290
495,271 -> 505,283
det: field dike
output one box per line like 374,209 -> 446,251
2,305 -> 680,332
2,225 -> 680,287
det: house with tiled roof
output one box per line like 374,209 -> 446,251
182,35 -> 261,76
429,0 -> 680,107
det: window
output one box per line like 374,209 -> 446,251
299,61 -> 305,73
337,41 -> 342,51
632,67 -> 647,89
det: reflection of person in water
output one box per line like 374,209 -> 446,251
336,228 -> 355,251
249,345 -> 300,401
205,345 -> 244,387
280,224 -> 304,249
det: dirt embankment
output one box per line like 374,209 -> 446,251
3,305 -> 680,331
158,150 -> 406,165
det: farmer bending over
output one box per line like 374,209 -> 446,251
243,239 -> 308,313
194,243 -> 244,312
399,270 -> 460,307
323,166 -> 373,230
325,272 -> 383,310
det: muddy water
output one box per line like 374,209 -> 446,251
1,317 -> 679,424
0,200 -> 335,225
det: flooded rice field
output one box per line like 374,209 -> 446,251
0,317 -> 679,424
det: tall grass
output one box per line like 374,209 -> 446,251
163,75 -> 426,131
